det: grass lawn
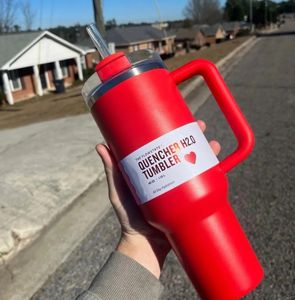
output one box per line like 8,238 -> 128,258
0,36 -> 250,130
165,36 -> 249,70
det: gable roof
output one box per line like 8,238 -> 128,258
106,26 -> 175,46
74,34 -> 96,49
0,31 -> 84,69
200,24 -> 224,37
239,21 -> 251,29
0,31 -> 41,68
75,44 -> 96,53
172,28 -> 204,40
221,22 -> 240,32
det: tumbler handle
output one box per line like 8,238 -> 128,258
170,59 -> 254,173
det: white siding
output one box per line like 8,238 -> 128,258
8,37 -> 81,70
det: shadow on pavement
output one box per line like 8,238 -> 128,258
256,31 -> 295,37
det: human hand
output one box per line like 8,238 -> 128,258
96,120 -> 221,279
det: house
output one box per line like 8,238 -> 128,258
200,24 -> 226,44
74,43 -> 98,69
172,27 -> 206,51
151,22 -> 169,30
106,26 -> 175,56
221,22 -> 240,39
0,31 -> 90,105
72,27 -> 102,64
239,21 -> 251,31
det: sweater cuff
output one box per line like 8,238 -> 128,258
77,251 -> 163,300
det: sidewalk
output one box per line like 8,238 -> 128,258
0,115 -> 105,258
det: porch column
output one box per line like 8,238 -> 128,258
33,65 -> 43,96
54,61 -> 63,80
75,56 -> 84,81
81,55 -> 86,70
2,71 -> 13,105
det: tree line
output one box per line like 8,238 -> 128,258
106,0 -> 294,30
184,0 -> 295,26
1,0 -> 294,35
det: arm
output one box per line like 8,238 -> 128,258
76,251 -> 163,300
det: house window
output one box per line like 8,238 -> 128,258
9,70 -> 22,91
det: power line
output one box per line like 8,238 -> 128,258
49,0 -> 55,29
38,0 -> 43,29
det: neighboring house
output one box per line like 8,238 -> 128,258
172,27 -> 206,51
151,22 -> 169,30
106,26 -> 175,56
239,21 -> 251,31
73,30 -> 101,66
200,24 -> 226,44
74,44 -> 98,69
0,31 -> 87,105
221,22 -> 240,39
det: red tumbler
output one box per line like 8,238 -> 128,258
82,24 -> 263,300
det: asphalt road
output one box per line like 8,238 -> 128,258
33,29 -> 295,300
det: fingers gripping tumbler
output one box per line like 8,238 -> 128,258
82,24 -> 263,300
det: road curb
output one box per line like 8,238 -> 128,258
0,35 -> 259,300
0,178 -> 110,300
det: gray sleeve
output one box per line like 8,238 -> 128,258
76,251 -> 164,300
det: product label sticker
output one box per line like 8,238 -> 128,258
120,122 -> 219,204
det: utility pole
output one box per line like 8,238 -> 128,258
249,0 -> 253,32
92,0 -> 105,36
153,0 -> 167,37
264,0 -> 268,27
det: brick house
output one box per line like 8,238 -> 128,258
73,33 -> 100,68
221,22 -> 240,39
172,27 -> 206,51
200,24 -> 226,44
0,31 -> 92,105
106,26 -> 175,56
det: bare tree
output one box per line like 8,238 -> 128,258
184,0 -> 222,25
21,0 -> 35,31
0,0 -> 17,33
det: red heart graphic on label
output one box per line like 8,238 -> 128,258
184,152 -> 197,164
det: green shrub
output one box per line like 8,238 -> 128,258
83,68 -> 95,80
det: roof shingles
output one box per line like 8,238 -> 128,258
0,31 -> 42,68
106,26 -> 173,46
